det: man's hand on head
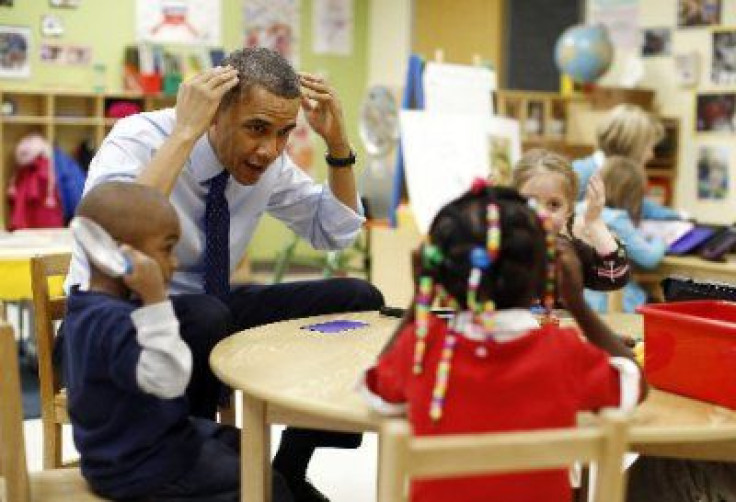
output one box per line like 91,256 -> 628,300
172,66 -> 239,143
299,72 -> 350,156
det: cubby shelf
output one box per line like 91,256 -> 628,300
0,90 -> 177,228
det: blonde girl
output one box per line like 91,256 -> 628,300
512,149 -> 630,292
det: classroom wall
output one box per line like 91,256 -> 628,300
367,0 -> 411,88
587,0 -> 736,225
412,0 -> 505,76
0,0 -> 371,262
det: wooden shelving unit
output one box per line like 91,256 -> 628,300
495,89 -> 595,160
0,90 -> 176,228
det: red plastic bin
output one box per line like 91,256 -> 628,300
637,300 -> 736,409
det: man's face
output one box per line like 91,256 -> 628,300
209,86 -> 300,185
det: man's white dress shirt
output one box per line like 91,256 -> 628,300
66,109 -> 365,294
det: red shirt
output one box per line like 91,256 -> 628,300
364,315 -> 624,502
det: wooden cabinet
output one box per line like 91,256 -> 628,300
0,90 -> 176,228
495,90 -> 594,160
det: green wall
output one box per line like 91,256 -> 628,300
0,0 -> 370,262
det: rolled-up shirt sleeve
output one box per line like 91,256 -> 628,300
266,156 -> 365,250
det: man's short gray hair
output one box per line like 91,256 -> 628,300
220,47 -> 301,108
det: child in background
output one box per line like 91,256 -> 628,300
512,148 -> 631,293
62,182 -> 293,502
571,103 -> 684,220
578,156 -> 667,313
360,183 -> 645,502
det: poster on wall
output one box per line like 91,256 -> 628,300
488,117 -> 521,186
589,0 -> 639,50
243,0 -> 300,67
677,0 -> 721,27
312,0 -> 353,55
40,43 -> 92,65
696,93 -> 736,132
641,28 -> 671,57
137,0 -> 221,46
40,15 -> 64,37
697,145 -> 730,200
712,30 -> 736,85
49,0 -> 79,7
674,52 -> 700,87
0,25 -> 30,79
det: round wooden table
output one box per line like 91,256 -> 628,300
211,311 -> 736,502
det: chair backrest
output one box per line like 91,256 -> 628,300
378,410 -> 629,502
0,322 -> 31,502
29,253 -> 71,468
30,252 -> 70,398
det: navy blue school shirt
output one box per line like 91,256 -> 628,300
62,289 -> 201,499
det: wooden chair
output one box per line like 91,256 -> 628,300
378,410 -> 630,502
29,253 -> 71,469
0,322 -> 104,501
30,253 -> 236,469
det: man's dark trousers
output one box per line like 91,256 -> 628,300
172,277 -> 385,469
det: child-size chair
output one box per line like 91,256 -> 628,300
378,410 -> 630,502
30,252 -> 236,470
0,321 -> 104,501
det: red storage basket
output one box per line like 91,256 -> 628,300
638,300 -> 736,409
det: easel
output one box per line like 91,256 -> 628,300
388,50 -> 490,227
388,54 -> 425,227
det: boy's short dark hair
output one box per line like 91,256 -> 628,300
427,186 -> 547,310
220,47 -> 301,109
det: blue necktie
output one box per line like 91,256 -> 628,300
204,170 -> 230,300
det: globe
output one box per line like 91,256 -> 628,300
554,24 -> 614,84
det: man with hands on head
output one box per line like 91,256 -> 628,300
65,47 -> 384,502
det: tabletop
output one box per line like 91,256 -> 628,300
0,229 -> 71,301
211,310 -> 736,460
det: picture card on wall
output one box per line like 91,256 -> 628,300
137,0 -> 221,46
677,0 -> 721,27
0,25 -> 31,79
641,28 -> 671,57
674,52 -> 700,87
40,15 -> 64,37
712,30 -> 736,85
697,145 -> 730,200
696,93 -> 736,133
49,0 -> 79,7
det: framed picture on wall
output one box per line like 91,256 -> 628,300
696,93 -> 736,133
712,30 -> 736,85
678,0 -> 721,27
0,25 -> 30,79
697,145 -> 730,200
641,28 -> 671,57
49,0 -> 80,8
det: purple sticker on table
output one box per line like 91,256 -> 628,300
300,320 -> 369,333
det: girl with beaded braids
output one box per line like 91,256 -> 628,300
359,182 -> 646,502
